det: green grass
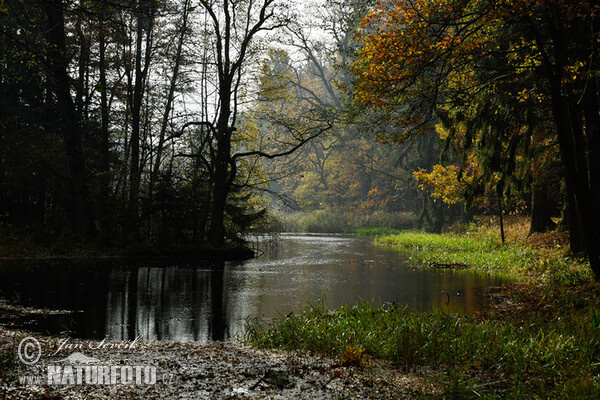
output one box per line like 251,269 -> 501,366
376,231 -> 534,276
375,231 -> 593,284
245,298 -> 600,399
376,231 -> 498,252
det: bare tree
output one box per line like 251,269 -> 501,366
195,0 -> 291,245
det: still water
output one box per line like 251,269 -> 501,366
0,235 -> 509,342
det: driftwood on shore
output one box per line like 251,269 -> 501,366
427,262 -> 468,269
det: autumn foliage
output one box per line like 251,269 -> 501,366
352,0 -> 600,278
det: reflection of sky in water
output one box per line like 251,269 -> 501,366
0,235 -> 510,343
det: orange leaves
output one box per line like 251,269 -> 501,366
340,345 -> 366,368
352,0 -> 496,140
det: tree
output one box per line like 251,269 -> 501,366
353,0 -> 600,278
194,0 -> 328,246
255,0 -> 438,226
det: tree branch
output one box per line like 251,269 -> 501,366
233,123 -> 332,160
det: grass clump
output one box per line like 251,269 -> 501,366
375,230 -> 538,276
246,296 -> 600,399
376,231 -> 498,252
374,226 -> 593,283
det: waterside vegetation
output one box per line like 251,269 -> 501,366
246,218 -> 599,398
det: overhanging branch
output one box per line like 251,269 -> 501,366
232,123 -> 333,160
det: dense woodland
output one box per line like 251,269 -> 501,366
0,0 -> 598,277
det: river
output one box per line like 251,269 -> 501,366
0,234 -> 508,342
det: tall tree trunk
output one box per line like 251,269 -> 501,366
549,76 -> 600,278
128,3 -> 154,237
128,14 -> 144,236
99,22 -> 110,235
540,11 -> 600,279
529,124 -> 556,234
74,16 -> 89,118
44,1 -> 94,238
564,192 -> 584,252
209,95 -> 233,247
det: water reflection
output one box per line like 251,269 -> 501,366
0,235 -> 510,342
104,266 -> 227,342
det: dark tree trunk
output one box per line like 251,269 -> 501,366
74,16 -> 89,118
564,189 -> 585,253
99,23 -> 110,235
208,91 -> 233,247
209,154 -> 229,247
498,197 -> 505,244
418,192 -> 433,230
529,186 -> 556,234
44,1 -> 94,238
549,75 -> 600,278
128,15 -> 144,236
128,3 -> 154,237
538,9 -> 600,279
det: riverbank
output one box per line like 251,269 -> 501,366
247,218 -> 600,398
0,240 -> 255,262
0,324 -> 437,399
375,219 -> 591,284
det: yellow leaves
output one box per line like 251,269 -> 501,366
517,88 -> 528,103
413,164 -> 465,204
353,0 -> 492,124
435,124 -> 450,140
564,60 -> 589,83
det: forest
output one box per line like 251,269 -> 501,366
2,0 -> 600,398
0,0 -> 598,273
